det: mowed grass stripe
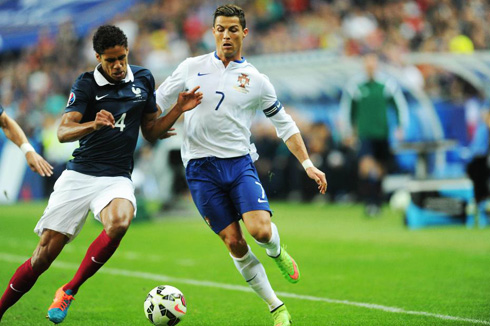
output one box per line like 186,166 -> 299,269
1,252 -> 488,326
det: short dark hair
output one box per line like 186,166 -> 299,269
213,4 -> 246,29
92,25 -> 128,54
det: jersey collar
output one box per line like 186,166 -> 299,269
94,64 -> 134,86
213,51 -> 246,64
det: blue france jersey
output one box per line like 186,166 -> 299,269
64,65 -> 157,178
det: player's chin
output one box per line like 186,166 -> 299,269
222,47 -> 234,56
112,71 -> 126,80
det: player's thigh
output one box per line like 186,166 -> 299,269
186,158 -> 242,234
229,163 -> 271,216
91,176 -> 136,223
186,177 -> 239,234
99,198 -> 135,230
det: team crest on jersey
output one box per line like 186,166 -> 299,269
132,85 -> 145,102
66,92 -> 76,106
233,73 -> 250,93
132,85 -> 142,97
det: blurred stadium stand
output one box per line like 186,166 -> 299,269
1,0 -> 489,205
0,0 -> 138,52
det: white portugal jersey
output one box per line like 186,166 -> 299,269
156,52 -> 299,166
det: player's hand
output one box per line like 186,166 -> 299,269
159,128 -> 177,139
306,166 -> 327,194
176,86 -> 203,113
394,127 -> 404,141
94,109 -> 115,130
25,152 -> 53,177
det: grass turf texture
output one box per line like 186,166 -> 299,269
0,201 -> 489,325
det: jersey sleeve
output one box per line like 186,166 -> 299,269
64,75 -> 92,115
143,72 -> 158,114
156,59 -> 188,111
259,74 -> 279,113
259,75 -> 300,142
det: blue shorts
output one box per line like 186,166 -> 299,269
185,155 -> 272,234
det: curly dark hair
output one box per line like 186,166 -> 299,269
213,4 -> 246,29
92,25 -> 128,54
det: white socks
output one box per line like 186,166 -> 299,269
231,246 -> 283,311
255,222 -> 281,257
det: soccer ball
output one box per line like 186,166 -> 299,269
389,189 -> 411,211
144,285 -> 187,326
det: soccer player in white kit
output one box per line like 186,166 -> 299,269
156,5 -> 327,326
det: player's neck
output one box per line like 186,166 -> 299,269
216,51 -> 242,68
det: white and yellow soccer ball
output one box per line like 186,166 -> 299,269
144,285 -> 187,326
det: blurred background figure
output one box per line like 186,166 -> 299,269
465,108 -> 490,228
341,53 -> 408,216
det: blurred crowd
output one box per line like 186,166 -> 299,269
1,0 -> 489,203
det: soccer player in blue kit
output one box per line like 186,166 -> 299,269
0,25 -> 202,324
0,104 -> 53,177
156,5 -> 327,326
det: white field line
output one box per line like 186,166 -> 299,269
0,252 -> 489,325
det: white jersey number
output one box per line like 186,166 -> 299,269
115,113 -> 126,132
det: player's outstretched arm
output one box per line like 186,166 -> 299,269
0,112 -> 53,177
285,133 -> 327,194
142,86 -> 203,143
58,110 -> 115,143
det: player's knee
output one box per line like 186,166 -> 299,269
31,252 -> 53,274
225,237 -> 247,255
250,228 -> 271,243
105,214 -> 132,239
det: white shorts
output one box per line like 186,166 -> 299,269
34,170 -> 137,243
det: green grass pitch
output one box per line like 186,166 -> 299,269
0,201 -> 489,325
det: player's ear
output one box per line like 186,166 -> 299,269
243,28 -> 248,38
95,52 -> 102,63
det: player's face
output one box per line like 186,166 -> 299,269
96,45 -> 129,83
213,16 -> 248,62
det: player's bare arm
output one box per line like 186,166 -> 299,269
58,110 -> 115,143
285,133 -> 327,194
141,86 -> 203,143
0,112 -> 53,177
